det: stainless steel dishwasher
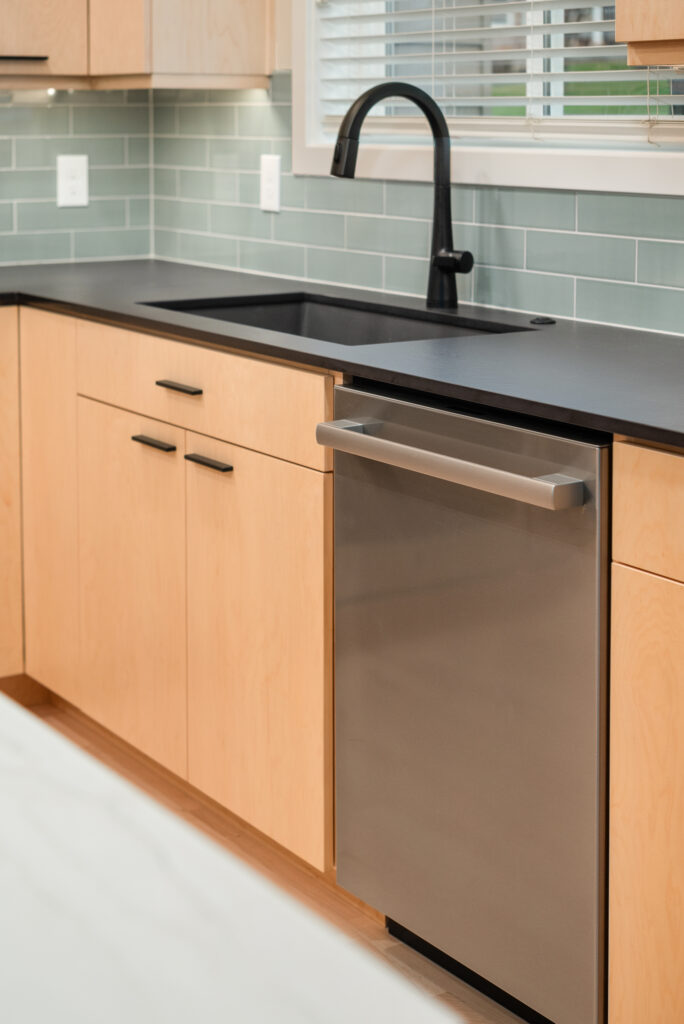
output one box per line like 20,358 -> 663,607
317,385 -> 609,1024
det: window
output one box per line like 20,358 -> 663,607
292,0 -> 684,194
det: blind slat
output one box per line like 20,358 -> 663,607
318,0 -> 576,23
321,23 -> 615,45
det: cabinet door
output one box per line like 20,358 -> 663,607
186,432 -> 332,870
617,0 -> 684,44
152,0 -> 269,76
609,563 -> 684,1024
0,308 -> 23,678
77,398 -> 187,776
89,0 -> 149,76
0,0 -> 88,76
21,309 -> 79,695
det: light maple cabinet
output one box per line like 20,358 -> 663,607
77,399 -> 188,776
186,431 -> 332,869
89,0 -> 271,87
18,309 -> 333,871
609,438 -> 684,1024
20,308 -> 80,697
0,0 -> 88,77
0,307 -> 23,679
4,0 -> 276,89
616,1 -> 684,66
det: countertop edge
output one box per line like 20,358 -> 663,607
2,261 -> 683,449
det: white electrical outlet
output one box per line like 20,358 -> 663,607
57,154 -> 89,208
260,154 -> 281,213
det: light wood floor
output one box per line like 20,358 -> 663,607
26,695 -> 523,1024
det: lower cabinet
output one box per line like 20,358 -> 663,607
186,431 -> 332,870
21,308 -> 79,694
0,307 -> 23,678
77,399 -> 188,776
609,562 -> 684,1024
18,309 -> 334,870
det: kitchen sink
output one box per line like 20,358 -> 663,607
142,293 -> 526,346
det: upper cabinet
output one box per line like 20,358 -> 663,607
616,0 -> 684,65
89,0 -> 271,87
0,0 -> 88,77
2,0 -> 279,89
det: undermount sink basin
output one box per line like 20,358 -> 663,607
142,293 -> 525,346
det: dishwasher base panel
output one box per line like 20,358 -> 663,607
387,918 -> 555,1024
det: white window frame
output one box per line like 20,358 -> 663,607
291,0 -> 684,196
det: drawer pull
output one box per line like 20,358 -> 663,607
155,379 -> 203,396
131,434 -> 177,453
185,453 -> 233,473
0,56 -> 49,61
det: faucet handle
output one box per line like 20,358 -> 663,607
433,249 -> 474,274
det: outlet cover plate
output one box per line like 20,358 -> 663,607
260,153 -> 281,213
57,154 -> 89,208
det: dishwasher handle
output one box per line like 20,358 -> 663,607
316,419 -> 586,511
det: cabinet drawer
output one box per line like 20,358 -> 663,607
76,318 -> 333,471
613,440 -> 684,582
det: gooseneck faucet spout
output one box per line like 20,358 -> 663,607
331,83 -> 473,310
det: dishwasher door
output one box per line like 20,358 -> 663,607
327,386 -> 608,1024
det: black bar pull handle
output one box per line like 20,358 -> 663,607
155,379 -> 203,396
131,434 -> 177,453
185,453 -> 233,473
0,55 -> 49,61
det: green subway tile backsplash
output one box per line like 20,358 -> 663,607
578,193 -> 684,241
526,231 -> 636,282
209,138 -> 265,171
179,169 -> 238,202
127,137 -> 150,165
306,177 -> 383,215
274,209 -> 344,248
638,240 -> 684,289
73,105 -> 149,136
239,238 -> 306,278
460,224 -> 525,270
347,215 -> 429,258
237,104 -> 291,139
475,267 -> 575,318
576,279 -> 684,334
1,105 -> 69,136
0,204 -> 13,232
17,199 -> 127,232
15,136 -> 126,168
157,136 -> 208,168
0,169 -> 55,200
74,228 -> 149,260
177,231 -> 238,267
1,90 -> 150,265
154,197 -> 208,232
306,248 -> 383,290
0,233 -> 72,263
178,105 -> 236,137
211,204 -> 272,240
90,167 -> 149,197
2,77 -> 684,335
129,198 -> 151,227
476,187 -> 576,231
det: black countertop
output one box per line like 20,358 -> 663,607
2,259 -> 683,447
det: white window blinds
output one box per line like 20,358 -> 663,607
314,0 -> 684,137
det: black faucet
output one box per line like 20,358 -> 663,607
331,82 -> 473,311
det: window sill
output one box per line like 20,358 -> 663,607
292,132 -> 684,196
